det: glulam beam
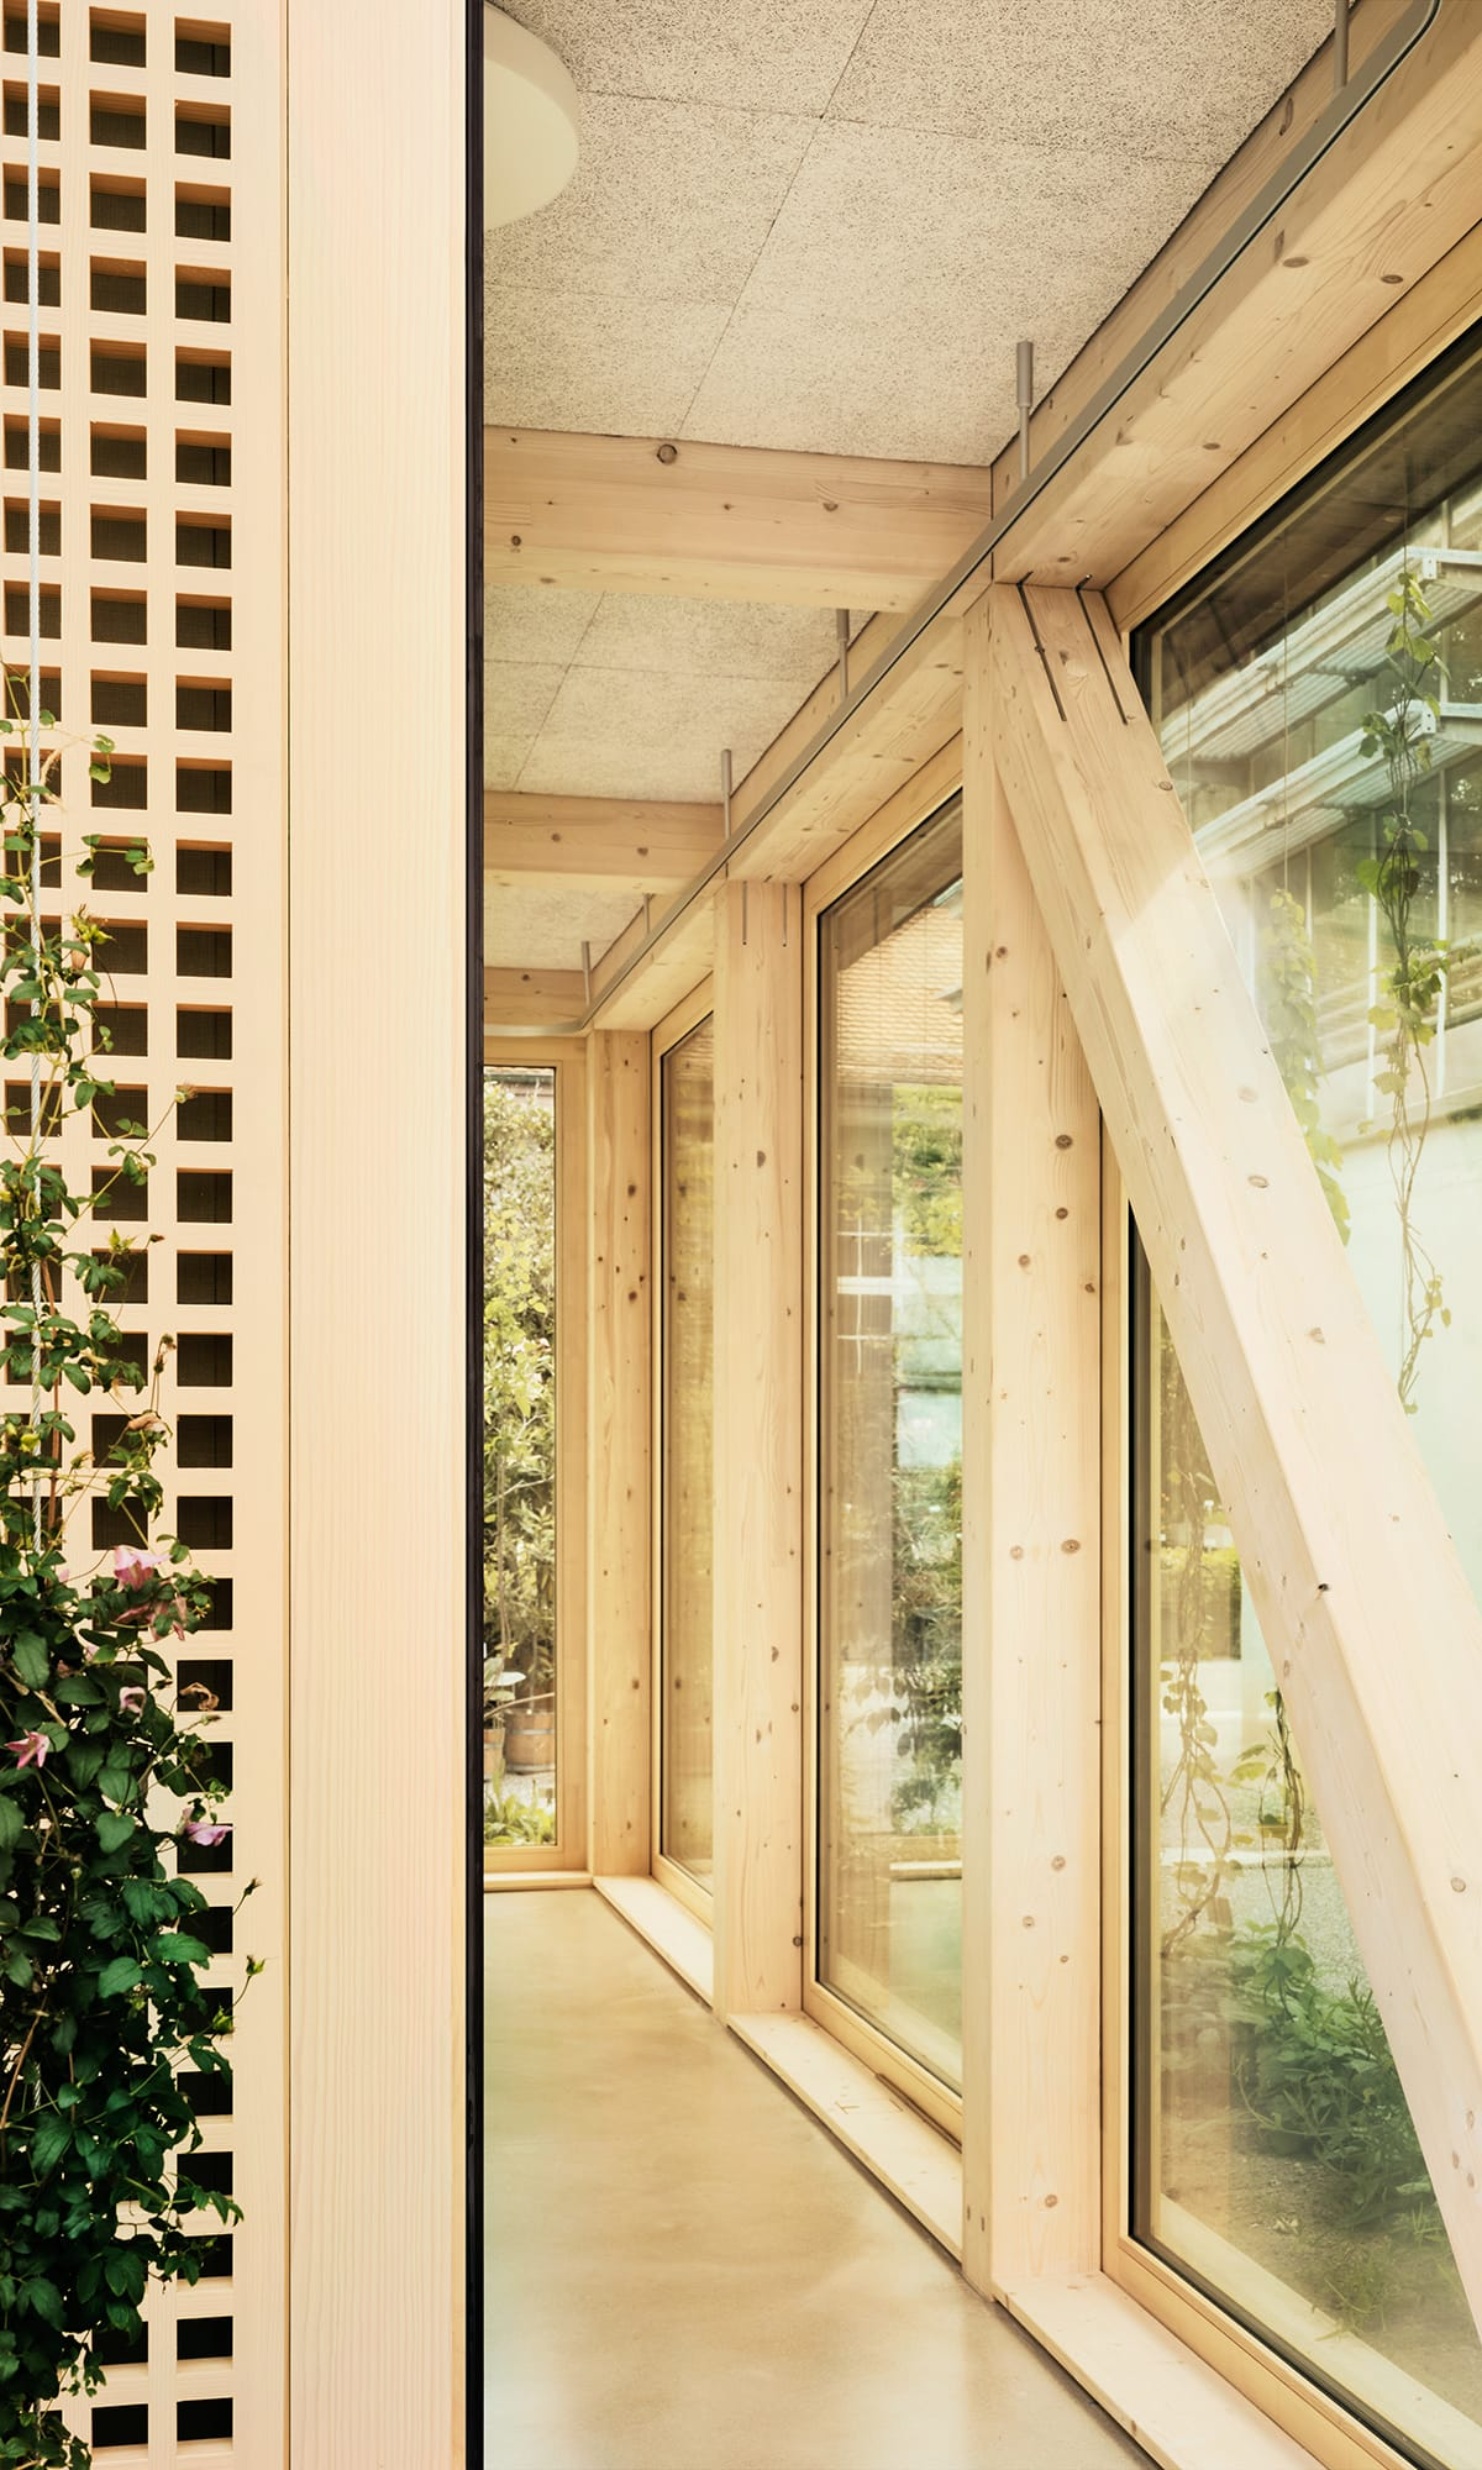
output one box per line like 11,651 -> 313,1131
989,579 -> 1482,2323
487,428 -> 991,611
483,966 -> 584,1030
485,790 -> 723,892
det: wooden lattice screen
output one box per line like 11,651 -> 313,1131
4,3 -> 288,2459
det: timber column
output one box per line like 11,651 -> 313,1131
712,881 -> 806,2016
588,1033 -> 653,1875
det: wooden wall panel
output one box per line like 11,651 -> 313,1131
587,1032 -> 652,1875
959,594 -> 1103,2296
286,0 -> 467,2459
711,882 -> 804,2017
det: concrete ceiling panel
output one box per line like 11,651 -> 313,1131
501,0 -> 876,117
574,593 -> 839,679
485,281 -> 729,432
485,880 -> 642,971
515,665 -> 817,801
826,0 -> 1335,159
488,94 -> 814,304
485,585 -> 600,666
484,659 -> 569,787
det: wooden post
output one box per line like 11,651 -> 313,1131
287,0 -> 466,2458
990,579 -> 1482,2324
959,592 -> 1103,2295
712,881 -> 805,2016
588,1033 -> 652,1875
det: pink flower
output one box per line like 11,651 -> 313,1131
118,1685 -> 145,1712
7,1730 -> 48,1769
182,1818 -> 230,1847
113,1546 -> 166,1589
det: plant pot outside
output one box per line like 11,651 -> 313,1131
504,1690 -> 555,1772
483,1715 -> 506,1783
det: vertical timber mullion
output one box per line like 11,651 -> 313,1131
587,1030 -> 651,1876
960,590 -> 1103,2296
711,879 -> 804,2019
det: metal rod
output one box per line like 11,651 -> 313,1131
721,747 -> 733,838
836,607 -> 849,701
1016,339 -> 1034,482
1334,0 -> 1350,88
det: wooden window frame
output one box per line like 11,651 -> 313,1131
481,1036 -> 589,1879
1097,1159 -> 1468,2470
649,976 -> 716,1926
800,764 -> 968,2146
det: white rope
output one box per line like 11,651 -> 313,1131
27,0 -> 43,1546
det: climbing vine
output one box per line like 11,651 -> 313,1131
0,705 -> 254,2469
1357,567 -> 1471,1414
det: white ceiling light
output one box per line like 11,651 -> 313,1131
484,7 -> 580,229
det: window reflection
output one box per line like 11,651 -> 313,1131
1138,335 -> 1482,2457
818,803 -> 963,2089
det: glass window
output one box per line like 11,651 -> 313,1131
660,1016 -> 715,1887
1132,1244 -> 1482,2460
483,1066 -> 557,1853
817,801 -> 964,2089
1136,328 -> 1482,2460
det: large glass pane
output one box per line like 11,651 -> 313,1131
661,1017 -> 715,1885
483,1066 -> 558,1852
1136,333 -> 1482,2457
818,802 -> 964,2089
1133,1252 -> 1482,2459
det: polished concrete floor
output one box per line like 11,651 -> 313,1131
485,1889 -> 1146,2470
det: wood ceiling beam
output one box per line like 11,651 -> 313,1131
483,966 -> 585,1030
484,791 -> 723,891
995,0 -> 1482,585
486,428 -> 992,612
989,578 -> 1482,2323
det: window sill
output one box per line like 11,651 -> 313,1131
593,1873 -> 714,2002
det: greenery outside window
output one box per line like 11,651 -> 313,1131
1132,325 -> 1482,2466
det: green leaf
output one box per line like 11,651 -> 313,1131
30,2116 -> 70,2175
97,1956 -> 142,1999
152,1932 -> 211,1966
21,2276 -> 62,2328
10,1631 -> 48,1689
96,1810 -> 135,1855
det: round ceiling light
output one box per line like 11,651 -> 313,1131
484,7 -> 580,228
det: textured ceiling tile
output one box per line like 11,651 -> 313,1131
739,124 -> 1215,323
486,659 -> 569,736
680,296 -> 1076,464
576,593 -> 839,680
486,882 -> 641,971
519,666 -> 813,801
501,0 -> 875,116
486,281 -> 730,432
488,95 -> 814,303
484,659 -> 568,787
827,0 -> 1332,159
485,586 -> 599,666
485,730 -> 542,791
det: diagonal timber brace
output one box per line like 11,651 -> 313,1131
985,579 -> 1482,2328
